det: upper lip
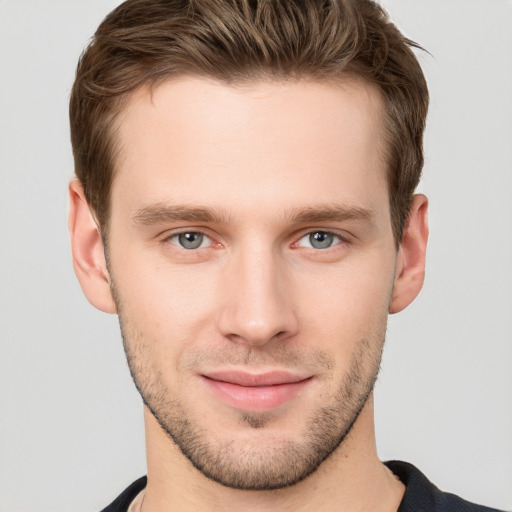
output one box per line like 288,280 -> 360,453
202,370 -> 311,387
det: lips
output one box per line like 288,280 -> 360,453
201,370 -> 312,412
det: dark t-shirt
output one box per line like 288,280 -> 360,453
100,460 -> 505,512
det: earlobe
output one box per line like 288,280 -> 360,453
389,194 -> 429,314
68,179 -> 117,314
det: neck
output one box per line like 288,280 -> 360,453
140,396 -> 404,512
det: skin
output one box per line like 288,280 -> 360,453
69,77 -> 428,511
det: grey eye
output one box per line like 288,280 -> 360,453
177,232 -> 205,249
308,231 -> 335,249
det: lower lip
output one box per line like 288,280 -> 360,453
202,377 -> 312,412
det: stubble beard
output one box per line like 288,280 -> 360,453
117,306 -> 385,491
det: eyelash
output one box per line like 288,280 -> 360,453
294,231 -> 345,250
163,230 -> 215,251
162,229 -> 347,252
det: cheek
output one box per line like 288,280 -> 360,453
111,252 -> 223,344
110,230 -> 395,358
294,258 -> 394,350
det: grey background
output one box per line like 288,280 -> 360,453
0,1 -> 511,510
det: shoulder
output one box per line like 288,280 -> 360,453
100,476 -> 147,512
99,465 -> 505,512
385,460 -> 505,512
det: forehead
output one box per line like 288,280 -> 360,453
112,76 -> 388,220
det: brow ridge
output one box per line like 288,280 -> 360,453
132,202 -> 375,226
132,204 -> 232,225
287,204 -> 376,224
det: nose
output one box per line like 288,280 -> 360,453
217,245 -> 299,346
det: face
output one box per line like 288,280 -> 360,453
106,77 -> 398,490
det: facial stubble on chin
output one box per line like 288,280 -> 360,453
111,284 -> 384,491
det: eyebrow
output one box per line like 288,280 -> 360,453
132,204 -> 232,225
286,204 -> 376,224
132,202 -> 375,226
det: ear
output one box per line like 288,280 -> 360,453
389,194 -> 429,314
68,179 -> 117,314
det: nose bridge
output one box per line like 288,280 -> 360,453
218,238 -> 297,345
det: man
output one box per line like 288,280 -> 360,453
67,1 -> 504,511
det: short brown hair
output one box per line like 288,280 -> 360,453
70,0 -> 428,244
